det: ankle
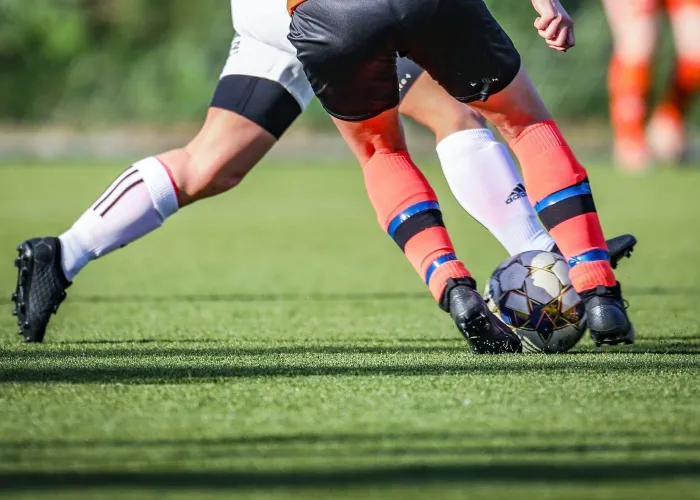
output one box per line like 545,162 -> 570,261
439,277 -> 477,312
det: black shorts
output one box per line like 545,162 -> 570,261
209,59 -> 430,138
211,76 -> 302,139
288,0 -> 521,121
396,58 -> 425,101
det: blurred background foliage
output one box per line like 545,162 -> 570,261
0,0 -> 687,128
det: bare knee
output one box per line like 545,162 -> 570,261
159,149 -> 245,206
670,4 -> 700,61
604,0 -> 659,63
470,65 -> 552,144
159,108 -> 277,206
416,102 -> 487,143
331,108 -> 406,166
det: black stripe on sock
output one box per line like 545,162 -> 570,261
393,209 -> 444,251
93,169 -> 138,212
99,179 -> 145,216
538,194 -> 597,230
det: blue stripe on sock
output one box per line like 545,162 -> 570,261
425,253 -> 457,284
568,249 -> 610,268
387,201 -> 440,238
534,182 -> 591,213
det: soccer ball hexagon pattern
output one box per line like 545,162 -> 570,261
484,251 -> 585,353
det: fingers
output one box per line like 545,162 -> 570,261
532,1 -> 576,52
546,25 -> 571,51
538,18 -> 575,51
555,25 -> 575,51
543,16 -> 562,40
534,14 -> 552,32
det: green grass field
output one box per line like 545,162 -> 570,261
0,159 -> 699,499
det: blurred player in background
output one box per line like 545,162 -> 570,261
11,0 -> 635,351
603,0 -> 700,171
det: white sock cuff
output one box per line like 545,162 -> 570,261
436,128 -> 496,156
134,157 -> 179,220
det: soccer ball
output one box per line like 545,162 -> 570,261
484,251 -> 585,353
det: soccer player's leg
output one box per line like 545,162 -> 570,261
648,0 -> 700,163
409,0 -> 633,346
470,69 -> 635,346
602,0 -> 659,171
397,57 -> 555,256
11,35 -> 311,343
396,58 -> 637,268
288,0 -> 520,354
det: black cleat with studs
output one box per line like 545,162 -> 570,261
11,237 -> 71,343
552,234 -> 637,270
580,282 -> 635,347
605,234 -> 637,270
442,278 -> 522,354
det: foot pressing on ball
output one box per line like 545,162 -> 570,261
441,277 -> 522,354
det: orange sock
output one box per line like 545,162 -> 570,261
511,121 -> 616,293
608,55 -> 652,144
664,0 -> 700,112
663,57 -> 700,114
363,151 -> 470,302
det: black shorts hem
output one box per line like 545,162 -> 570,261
321,102 -> 399,122
396,57 -> 425,102
453,56 -> 522,104
210,75 -> 302,138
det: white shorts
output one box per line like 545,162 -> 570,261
212,0 -> 422,137
221,0 -> 314,110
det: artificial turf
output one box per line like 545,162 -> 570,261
0,159 -> 698,499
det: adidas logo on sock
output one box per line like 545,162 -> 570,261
506,183 -> 528,204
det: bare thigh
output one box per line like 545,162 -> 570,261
399,71 -> 487,143
468,64 -> 552,144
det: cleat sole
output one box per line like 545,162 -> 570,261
459,312 -> 490,341
10,238 -> 69,344
12,243 -> 33,341
608,235 -> 637,269
591,331 -> 635,347
458,310 -> 521,354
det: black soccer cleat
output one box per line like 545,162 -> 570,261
552,234 -> 637,270
11,237 -> 71,343
605,234 -> 637,269
441,278 -> 522,354
580,282 -> 634,347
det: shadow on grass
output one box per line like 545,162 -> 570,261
1,285 -> 697,307
60,291 -> 429,304
0,354 -> 697,383
62,337 -> 462,345
2,428 -> 698,453
0,343 -> 466,360
0,461 -> 698,492
2,341 -> 700,362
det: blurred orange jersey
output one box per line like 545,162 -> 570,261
287,0 -> 306,13
603,0 -> 699,15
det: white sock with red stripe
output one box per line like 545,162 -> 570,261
436,128 -> 554,256
58,157 -> 179,281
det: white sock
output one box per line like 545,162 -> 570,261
58,157 -> 179,281
436,128 -> 555,256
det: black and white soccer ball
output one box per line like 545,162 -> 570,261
484,250 -> 585,353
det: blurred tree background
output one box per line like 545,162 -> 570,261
0,0 -> 688,129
